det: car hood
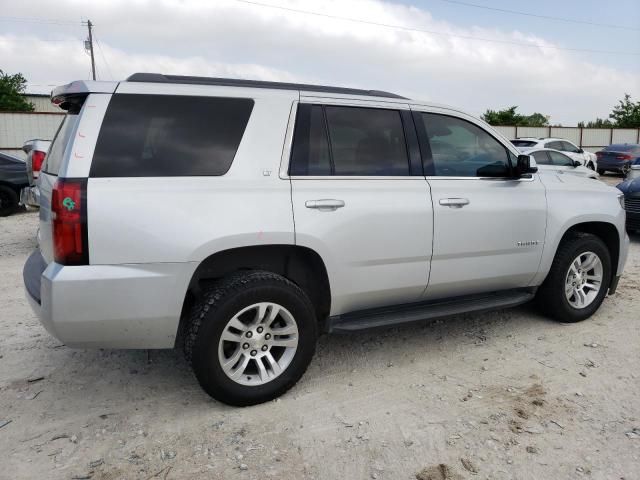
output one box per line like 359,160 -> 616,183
617,177 -> 640,194
539,170 -> 618,194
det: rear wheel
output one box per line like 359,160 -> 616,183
622,164 -> 631,176
0,185 -> 18,217
184,271 -> 317,406
597,169 -> 605,175
536,233 -> 611,322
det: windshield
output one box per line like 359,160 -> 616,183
511,140 -> 537,147
42,114 -> 78,176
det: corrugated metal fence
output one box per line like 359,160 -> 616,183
494,126 -> 640,153
0,112 -> 64,159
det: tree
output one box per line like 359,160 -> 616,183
481,106 -> 549,127
0,70 -> 35,111
609,93 -> 640,128
577,118 -> 613,128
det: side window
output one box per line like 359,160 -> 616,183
289,105 -> 331,176
545,141 -> 562,150
532,151 -> 551,165
325,106 -> 409,176
289,105 -> 410,176
561,141 -> 579,153
90,94 -> 253,177
548,151 -> 574,166
421,113 -> 510,177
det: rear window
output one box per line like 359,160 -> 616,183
90,94 -> 254,177
511,140 -> 537,147
43,114 -> 78,176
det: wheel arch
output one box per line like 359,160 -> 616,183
178,245 -> 331,344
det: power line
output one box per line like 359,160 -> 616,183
437,0 -> 640,32
0,15 -> 82,26
233,0 -> 640,56
94,32 -> 114,80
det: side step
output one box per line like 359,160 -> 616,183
327,289 -> 535,333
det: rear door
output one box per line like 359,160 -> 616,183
412,107 -> 547,300
288,99 -> 433,315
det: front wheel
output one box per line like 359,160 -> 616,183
536,233 -> 611,322
587,162 -> 595,170
184,271 -> 317,406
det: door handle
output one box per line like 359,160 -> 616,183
305,199 -> 345,211
439,198 -> 470,208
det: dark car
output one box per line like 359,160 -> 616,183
0,152 -> 29,216
617,166 -> 640,232
596,143 -> 640,176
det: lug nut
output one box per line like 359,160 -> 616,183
246,331 -> 253,338
243,343 -> 249,349
250,350 -> 257,356
262,345 -> 268,351
257,326 -> 264,333
264,333 -> 271,340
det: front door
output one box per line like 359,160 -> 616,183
412,108 -> 547,300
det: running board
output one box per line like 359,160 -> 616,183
327,289 -> 535,333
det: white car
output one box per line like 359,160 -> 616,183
521,148 -> 599,179
511,137 -> 597,170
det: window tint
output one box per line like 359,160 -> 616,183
90,94 -> 253,177
289,105 -> 331,176
561,141 -> 579,153
325,106 -> 409,176
289,105 -> 410,176
43,114 -> 78,176
548,151 -> 574,166
545,141 -> 562,150
531,151 -> 551,165
422,113 -> 510,177
511,140 -> 537,148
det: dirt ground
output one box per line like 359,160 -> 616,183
1,176 -> 639,480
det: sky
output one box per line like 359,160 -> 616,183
1,0 -> 639,125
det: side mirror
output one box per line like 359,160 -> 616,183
573,160 -> 582,168
576,148 -> 584,154
516,154 -> 538,176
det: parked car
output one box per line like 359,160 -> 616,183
20,139 -> 51,207
23,74 -> 629,406
596,144 -> 640,176
521,148 -> 599,179
511,137 -> 597,170
0,152 -> 29,216
616,164 -> 640,232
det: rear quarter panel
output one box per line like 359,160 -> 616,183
88,85 -> 298,265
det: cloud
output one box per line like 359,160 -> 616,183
1,0 -> 638,124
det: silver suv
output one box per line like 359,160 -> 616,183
23,74 -> 629,406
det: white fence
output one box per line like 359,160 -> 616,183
494,126 -> 640,153
0,112 -> 64,159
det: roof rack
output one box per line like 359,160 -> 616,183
126,73 -> 407,100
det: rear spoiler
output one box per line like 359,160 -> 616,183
51,80 -> 118,112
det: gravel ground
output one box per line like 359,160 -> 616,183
1,176 -> 639,480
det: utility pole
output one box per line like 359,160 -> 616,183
86,19 -> 96,80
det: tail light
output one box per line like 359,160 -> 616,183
51,178 -> 88,265
616,154 -> 632,160
32,150 -> 46,178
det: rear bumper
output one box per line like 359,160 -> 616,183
20,185 -> 40,207
23,250 -> 196,349
598,160 -> 629,172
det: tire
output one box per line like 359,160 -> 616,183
597,169 -> 605,176
184,271 -> 317,406
536,232 -> 611,323
0,185 -> 18,217
587,162 -> 595,170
